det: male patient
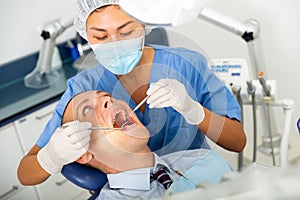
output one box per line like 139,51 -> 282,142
62,90 -> 232,199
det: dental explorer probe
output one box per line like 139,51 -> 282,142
60,125 -> 121,131
132,95 -> 151,112
132,83 -> 169,113
89,127 -> 121,131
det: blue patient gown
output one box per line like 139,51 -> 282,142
36,45 -> 241,155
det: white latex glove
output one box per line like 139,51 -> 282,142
146,79 -> 205,125
37,120 -> 92,174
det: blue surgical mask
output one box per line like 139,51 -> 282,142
89,35 -> 144,75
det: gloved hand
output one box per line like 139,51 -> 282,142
146,79 -> 205,125
37,120 -> 92,174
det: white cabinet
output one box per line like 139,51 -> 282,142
15,101 -> 58,153
6,188 -> 39,200
37,174 -> 89,200
13,101 -> 89,200
0,123 -> 38,200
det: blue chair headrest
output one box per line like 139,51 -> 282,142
61,162 -> 108,191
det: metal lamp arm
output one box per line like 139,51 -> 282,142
198,7 -> 260,42
198,7 -> 266,80
36,15 -> 74,72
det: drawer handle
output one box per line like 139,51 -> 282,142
55,179 -> 68,186
35,111 -> 53,120
0,185 -> 19,199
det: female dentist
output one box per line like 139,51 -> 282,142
17,0 -> 246,185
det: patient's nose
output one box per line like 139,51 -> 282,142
99,96 -> 113,110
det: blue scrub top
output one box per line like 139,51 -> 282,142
36,45 -> 241,156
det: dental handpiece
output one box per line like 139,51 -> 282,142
246,79 -> 256,95
258,71 -> 271,97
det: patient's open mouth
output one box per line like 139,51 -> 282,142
112,110 -> 135,130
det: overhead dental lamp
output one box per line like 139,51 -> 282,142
119,0 -> 211,26
24,15 -> 74,89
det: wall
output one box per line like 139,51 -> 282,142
0,0 -> 76,65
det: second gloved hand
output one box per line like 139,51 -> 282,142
146,79 -> 205,125
37,120 -> 92,174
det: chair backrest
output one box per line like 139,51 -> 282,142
61,27 -> 169,191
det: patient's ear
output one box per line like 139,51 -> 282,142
76,152 -> 93,164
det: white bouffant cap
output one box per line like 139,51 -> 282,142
74,0 -> 119,40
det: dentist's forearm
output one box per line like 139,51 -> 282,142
198,107 -> 247,152
17,145 -> 50,185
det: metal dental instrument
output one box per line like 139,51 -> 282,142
132,83 -> 168,113
170,167 -> 199,186
89,127 -> 121,131
60,125 -> 121,131
132,95 -> 151,112
170,168 -> 189,180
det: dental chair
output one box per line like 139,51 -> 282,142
61,27 -> 169,200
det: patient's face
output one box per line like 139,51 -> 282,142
64,90 -> 150,171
